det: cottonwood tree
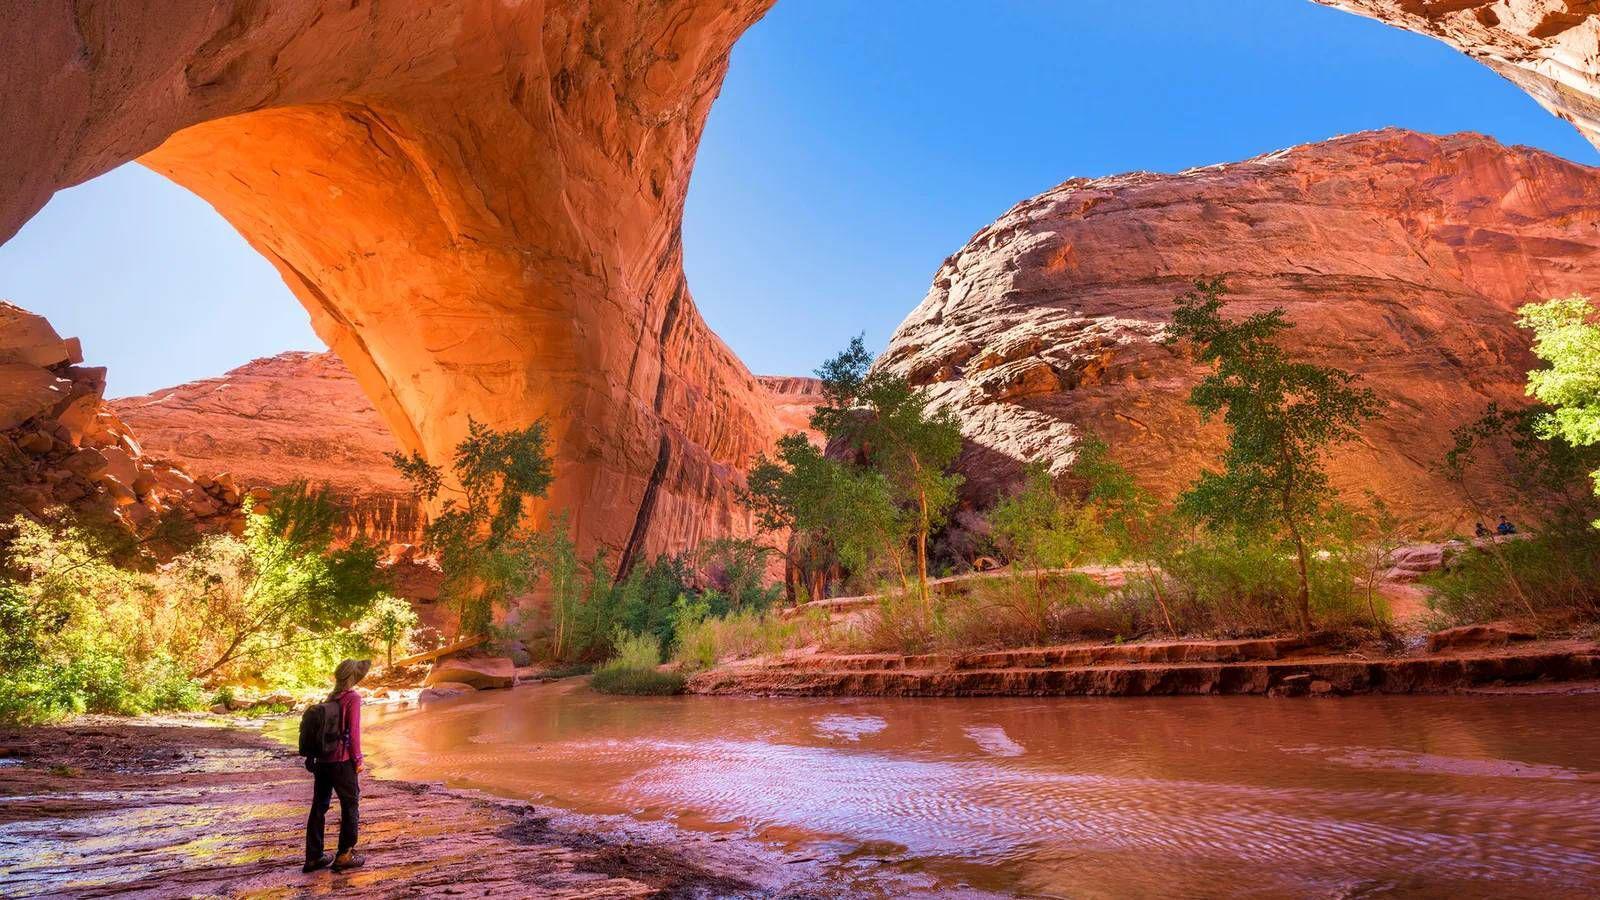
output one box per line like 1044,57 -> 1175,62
390,418 -> 555,637
743,432 -> 905,601
813,336 -> 964,608
1166,279 -> 1379,634
1519,295 -> 1600,509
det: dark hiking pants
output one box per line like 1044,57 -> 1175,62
305,760 -> 359,862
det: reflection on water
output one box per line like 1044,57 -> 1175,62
363,681 -> 1600,897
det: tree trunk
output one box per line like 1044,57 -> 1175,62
1289,525 -> 1312,636
915,483 -> 932,611
1144,561 -> 1178,637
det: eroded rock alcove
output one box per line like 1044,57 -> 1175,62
3,1 -> 1599,560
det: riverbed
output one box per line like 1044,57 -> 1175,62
363,680 -> 1600,898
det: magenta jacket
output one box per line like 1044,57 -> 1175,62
321,689 -> 363,766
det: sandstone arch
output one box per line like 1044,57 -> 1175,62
3,1 -> 1598,560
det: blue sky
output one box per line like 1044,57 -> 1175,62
2,0 -> 1595,396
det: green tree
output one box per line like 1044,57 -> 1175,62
1070,434 -> 1182,636
1519,295 -> 1600,505
812,336 -> 965,607
171,482 -> 386,679
363,593 -> 419,669
1166,278 -> 1380,634
391,419 -> 555,637
744,432 -> 907,600
528,513 -> 583,661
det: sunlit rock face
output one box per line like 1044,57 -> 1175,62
0,0 -> 783,567
756,376 -> 827,447
1316,1 -> 1600,150
877,130 -> 1600,529
112,352 -> 421,544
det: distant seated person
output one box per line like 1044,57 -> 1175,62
1496,515 -> 1517,536
1474,522 -> 1491,538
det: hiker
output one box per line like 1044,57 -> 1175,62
303,658 -> 370,874
1474,522 -> 1491,539
1496,515 -> 1517,536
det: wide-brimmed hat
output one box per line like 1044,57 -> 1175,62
334,658 -> 372,691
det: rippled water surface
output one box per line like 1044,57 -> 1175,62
363,683 -> 1600,897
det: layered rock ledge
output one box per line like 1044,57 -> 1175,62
687,634 -> 1600,698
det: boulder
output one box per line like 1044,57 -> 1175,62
1385,543 -> 1453,582
16,430 -> 53,454
1427,623 -> 1537,654
0,362 -> 66,431
61,448 -> 109,477
498,639 -> 533,668
423,656 -> 516,691
0,303 -> 247,541
0,302 -> 79,368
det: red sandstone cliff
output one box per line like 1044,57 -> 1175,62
111,357 -> 824,546
878,129 -> 1600,530
755,375 -> 826,447
111,352 -> 420,543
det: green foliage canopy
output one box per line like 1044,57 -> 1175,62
1166,278 -> 1379,632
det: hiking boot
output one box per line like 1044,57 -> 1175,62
332,851 -> 365,872
302,854 -> 333,873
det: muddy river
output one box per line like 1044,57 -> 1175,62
362,681 -> 1600,897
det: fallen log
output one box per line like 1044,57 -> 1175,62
392,635 -> 485,669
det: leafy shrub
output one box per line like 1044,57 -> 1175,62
1159,528 -> 1369,636
671,601 -> 826,671
361,593 -> 420,668
589,666 -> 686,695
0,484 -> 391,723
0,519 -> 206,724
1424,524 -> 1600,626
589,631 -> 684,695
697,537 -> 783,613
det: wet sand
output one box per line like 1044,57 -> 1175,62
0,719 -> 775,898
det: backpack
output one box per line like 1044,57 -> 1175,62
297,697 -> 346,761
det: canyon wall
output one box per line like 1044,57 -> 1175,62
877,130 -> 1600,530
5,1 -> 1600,558
755,375 -> 827,447
112,356 -> 823,546
112,352 -> 421,544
